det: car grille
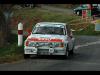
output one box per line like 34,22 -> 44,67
38,42 -> 50,47
37,49 -> 49,55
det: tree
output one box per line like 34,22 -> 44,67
0,4 -> 14,47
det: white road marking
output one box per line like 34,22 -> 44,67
75,40 -> 100,50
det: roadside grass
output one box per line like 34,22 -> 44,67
14,8 -> 80,22
12,7 -> 100,35
13,8 -> 100,36
13,8 -> 80,23
0,34 -> 26,64
12,8 -> 81,32
73,23 -> 100,36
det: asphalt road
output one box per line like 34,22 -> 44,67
0,36 -> 100,71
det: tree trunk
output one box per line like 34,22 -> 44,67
0,10 -> 6,47
0,5 -> 13,47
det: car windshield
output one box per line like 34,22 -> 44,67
32,26 -> 64,35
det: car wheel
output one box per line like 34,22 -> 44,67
24,54 -> 30,59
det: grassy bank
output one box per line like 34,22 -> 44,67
73,23 -> 100,36
0,34 -> 26,64
13,8 -> 80,23
13,8 -> 100,35
12,8 -> 81,32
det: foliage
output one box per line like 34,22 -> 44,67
0,34 -> 26,64
0,4 -> 14,47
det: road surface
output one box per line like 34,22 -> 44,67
0,36 -> 100,71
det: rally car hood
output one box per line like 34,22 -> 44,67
27,34 -> 67,42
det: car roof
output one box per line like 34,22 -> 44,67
36,22 -> 67,28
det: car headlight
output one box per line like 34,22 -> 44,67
28,42 -> 37,47
25,40 -> 37,47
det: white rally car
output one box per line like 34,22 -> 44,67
24,22 -> 75,58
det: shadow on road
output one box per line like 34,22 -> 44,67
26,51 -> 94,62
26,53 -> 79,60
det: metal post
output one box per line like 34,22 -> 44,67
18,22 -> 23,46
82,10 -> 87,19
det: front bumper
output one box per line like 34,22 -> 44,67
24,46 -> 66,55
